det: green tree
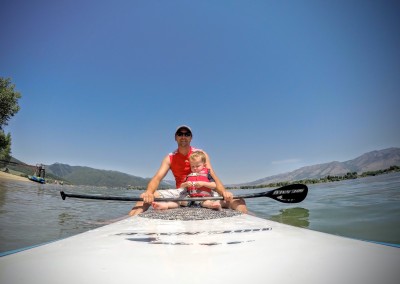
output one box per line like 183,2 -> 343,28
0,132 -> 12,163
0,77 -> 21,162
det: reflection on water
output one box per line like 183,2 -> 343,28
270,207 -> 310,228
0,184 -> 6,208
58,212 -> 75,226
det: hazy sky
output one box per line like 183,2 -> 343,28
1,0 -> 399,184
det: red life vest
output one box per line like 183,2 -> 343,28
169,146 -> 201,188
185,168 -> 213,197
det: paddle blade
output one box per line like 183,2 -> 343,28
233,184 -> 308,203
265,184 -> 308,203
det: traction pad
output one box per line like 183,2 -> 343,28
139,207 -> 242,221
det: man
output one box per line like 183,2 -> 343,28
128,125 -> 248,216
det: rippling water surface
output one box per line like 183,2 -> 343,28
1,172 -> 399,252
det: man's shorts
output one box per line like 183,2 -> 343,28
157,188 -> 220,198
157,188 -> 188,198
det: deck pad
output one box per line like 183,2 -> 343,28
120,208 -> 269,245
140,207 -> 242,220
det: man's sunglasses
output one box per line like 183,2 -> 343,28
176,132 -> 192,137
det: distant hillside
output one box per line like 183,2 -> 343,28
4,147 -> 399,188
240,147 -> 400,186
46,163 -> 151,188
1,157 -> 66,182
2,158 -> 176,188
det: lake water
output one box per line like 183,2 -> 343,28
0,172 -> 399,253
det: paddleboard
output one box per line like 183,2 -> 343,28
28,175 -> 45,184
0,207 -> 399,284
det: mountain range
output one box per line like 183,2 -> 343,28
45,163 -> 154,188
239,147 -> 400,186
5,147 -> 399,187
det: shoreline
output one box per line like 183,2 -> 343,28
0,171 -> 30,183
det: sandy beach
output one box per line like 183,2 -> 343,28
0,171 -> 30,182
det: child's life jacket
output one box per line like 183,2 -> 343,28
185,168 -> 214,197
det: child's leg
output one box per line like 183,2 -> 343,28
201,200 -> 222,211
152,201 -> 180,210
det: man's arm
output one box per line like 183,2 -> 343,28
128,155 -> 171,216
141,155 -> 171,203
203,151 -> 233,202
204,151 -> 247,213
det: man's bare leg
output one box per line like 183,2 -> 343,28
128,191 -> 161,216
202,200 -> 222,211
230,198 -> 248,213
220,198 -> 248,214
152,201 -> 179,210
128,201 -> 150,216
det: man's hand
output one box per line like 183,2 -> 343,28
221,191 -> 233,202
141,191 -> 155,203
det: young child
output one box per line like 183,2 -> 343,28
152,151 -> 222,210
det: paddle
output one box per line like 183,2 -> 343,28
60,183 -> 308,204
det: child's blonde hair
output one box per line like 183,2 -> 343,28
189,150 -> 207,163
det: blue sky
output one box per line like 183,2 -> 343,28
1,0 -> 399,184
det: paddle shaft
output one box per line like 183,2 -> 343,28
60,184 -> 308,204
